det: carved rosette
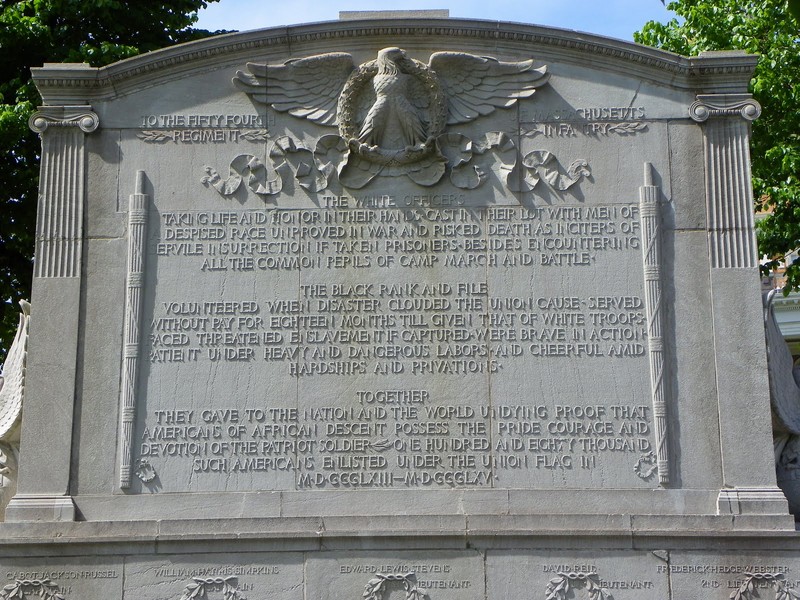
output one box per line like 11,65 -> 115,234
690,93 -> 760,269
28,105 -> 99,278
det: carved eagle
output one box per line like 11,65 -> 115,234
233,47 -> 549,149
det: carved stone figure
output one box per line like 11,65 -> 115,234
357,47 -> 428,149
233,47 -> 549,186
764,289 -> 800,517
0,300 -> 29,519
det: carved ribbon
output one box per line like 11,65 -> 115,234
202,133 -> 590,197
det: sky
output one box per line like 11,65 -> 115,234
194,0 -> 677,43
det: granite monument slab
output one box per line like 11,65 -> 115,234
1,13 -> 795,600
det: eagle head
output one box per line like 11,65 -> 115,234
376,47 -> 408,74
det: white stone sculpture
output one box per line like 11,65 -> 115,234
764,289 -> 800,516
232,47 -> 551,188
235,46 -> 548,147
0,300 -> 29,518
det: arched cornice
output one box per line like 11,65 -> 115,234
30,18 -> 758,105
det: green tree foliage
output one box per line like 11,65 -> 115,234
638,1 -> 800,290
0,0 -> 221,360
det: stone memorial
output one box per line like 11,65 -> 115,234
1,13 -> 798,600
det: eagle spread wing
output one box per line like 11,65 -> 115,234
428,52 -> 549,125
0,300 -> 29,442
233,53 -> 355,127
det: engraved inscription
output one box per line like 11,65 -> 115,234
155,203 -> 639,271
0,579 -> 68,600
147,291 -> 647,370
138,114 -> 272,144
149,204 -> 645,375
344,566 -> 469,592
124,561 -> 285,600
2,568 -> 118,600
136,192 -> 653,491
663,563 -> 800,599
522,107 -> 646,122
521,107 -> 649,138
138,400 -> 654,485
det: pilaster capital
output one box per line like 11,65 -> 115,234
689,93 -> 761,122
29,105 -> 99,134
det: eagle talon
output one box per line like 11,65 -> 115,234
405,143 -> 426,153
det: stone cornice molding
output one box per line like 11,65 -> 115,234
772,292 -> 800,310
30,18 -> 759,104
689,93 -> 762,122
28,105 -> 99,134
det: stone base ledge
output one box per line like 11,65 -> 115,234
717,487 -> 790,515
73,488 -> 724,522
0,513 -> 795,554
5,494 -> 76,522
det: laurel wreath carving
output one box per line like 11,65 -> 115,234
137,130 -> 173,142
337,58 -> 447,166
337,61 -> 377,140
364,573 -> 427,600
134,458 -> 156,482
521,122 -> 647,138
545,572 -> 612,600
180,576 -> 246,600
239,130 -> 269,142
370,439 -> 392,451
729,573 -> 800,600
634,452 -> 658,480
606,122 -> 647,135
137,129 -> 268,143
0,579 -> 64,600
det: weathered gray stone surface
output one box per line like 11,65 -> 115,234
2,16 -> 796,600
